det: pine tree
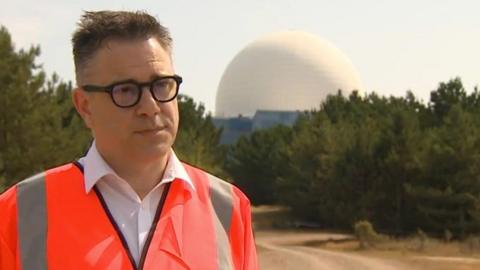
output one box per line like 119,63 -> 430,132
174,95 -> 226,177
0,26 -> 90,191
226,124 -> 292,205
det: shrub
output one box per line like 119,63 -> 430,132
444,229 -> 453,243
415,229 -> 428,251
354,220 -> 381,249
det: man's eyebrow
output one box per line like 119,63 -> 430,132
84,73 -> 174,87
110,74 -> 173,85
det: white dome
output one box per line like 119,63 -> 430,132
215,31 -> 363,117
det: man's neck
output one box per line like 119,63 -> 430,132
101,150 -> 170,199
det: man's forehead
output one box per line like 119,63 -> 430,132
79,38 -> 173,85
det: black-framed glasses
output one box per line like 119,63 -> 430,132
81,75 -> 183,108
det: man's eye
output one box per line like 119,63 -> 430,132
114,84 -> 137,94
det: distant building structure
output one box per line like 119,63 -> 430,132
213,110 -> 302,145
212,115 -> 253,145
213,31 -> 363,144
251,110 -> 301,130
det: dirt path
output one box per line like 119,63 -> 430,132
258,241 -> 410,270
252,207 -> 480,269
256,231 -> 412,270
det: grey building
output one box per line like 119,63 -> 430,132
213,110 -> 301,144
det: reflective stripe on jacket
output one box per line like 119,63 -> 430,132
0,162 -> 258,270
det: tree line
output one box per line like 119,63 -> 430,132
2,25 -> 480,238
228,80 -> 480,238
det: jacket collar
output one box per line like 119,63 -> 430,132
79,141 -> 195,194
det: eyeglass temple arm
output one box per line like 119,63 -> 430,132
81,85 -> 110,92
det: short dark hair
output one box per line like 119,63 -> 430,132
72,10 -> 172,84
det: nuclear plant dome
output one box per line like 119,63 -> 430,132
215,31 -> 363,117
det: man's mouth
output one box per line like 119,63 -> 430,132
135,126 -> 166,135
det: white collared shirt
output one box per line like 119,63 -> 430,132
78,141 -> 194,266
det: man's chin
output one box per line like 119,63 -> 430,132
134,143 -> 171,160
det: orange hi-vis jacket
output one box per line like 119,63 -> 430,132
0,162 -> 258,270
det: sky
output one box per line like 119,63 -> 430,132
1,0 -> 479,114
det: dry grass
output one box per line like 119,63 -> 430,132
253,206 -> 480,270
317,238 -> 480,269
317,236 -> 480,256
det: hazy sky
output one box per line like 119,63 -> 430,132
1,0 -> 479,114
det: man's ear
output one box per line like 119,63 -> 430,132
72,88 -> 93,128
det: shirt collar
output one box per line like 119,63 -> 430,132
80,141 -> 195,194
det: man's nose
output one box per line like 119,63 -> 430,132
135,86 -> 161,116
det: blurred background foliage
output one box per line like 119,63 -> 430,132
2,26 -> 480,238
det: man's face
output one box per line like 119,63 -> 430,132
74,38 -> 179,163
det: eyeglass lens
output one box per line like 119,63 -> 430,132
111,77 -> 177,107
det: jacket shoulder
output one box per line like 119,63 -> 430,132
0,162 -> 76,211
0,162 -> 80,200
181,162 -> 251,205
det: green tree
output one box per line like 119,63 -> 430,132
371,96 -> 424,233
174,95 -> 226,177
277,79 -> 480,236
278,91 -> 426,231
429,78 -> 469,124
276,111 -> 338,223
407,104 -> 480,236
0,26 -> 90,191
226,124 -> 292,205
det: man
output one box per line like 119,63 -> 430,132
0,10 -> 258,270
